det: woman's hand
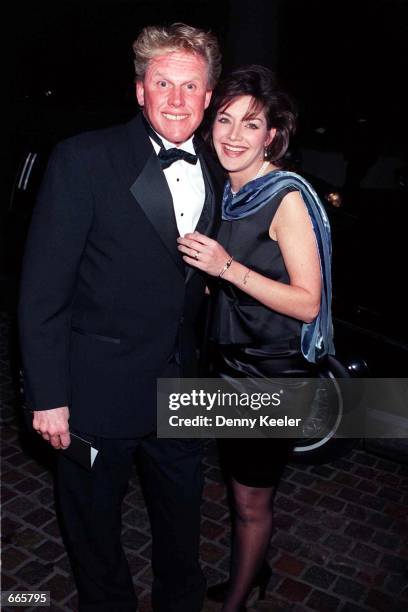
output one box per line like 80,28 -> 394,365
177,231 -> 231,277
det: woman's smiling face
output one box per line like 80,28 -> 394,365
212,95 -> 276,188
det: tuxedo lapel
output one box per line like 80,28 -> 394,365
185,147 -> 223,284
118,115 -> 184,277
196,157 -> 214,235
199,144 -> 224,238
130,154 -> 185,276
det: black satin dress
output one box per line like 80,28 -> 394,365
211,187 -> 317,487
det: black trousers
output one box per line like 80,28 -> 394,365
55,435 -> 205,612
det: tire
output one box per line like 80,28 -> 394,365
291,356 -> 360,464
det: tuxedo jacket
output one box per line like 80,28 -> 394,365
19,113 -> 223,437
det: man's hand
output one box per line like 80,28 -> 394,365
33,406 -> 71,449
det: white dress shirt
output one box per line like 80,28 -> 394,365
149,134 -> 205,237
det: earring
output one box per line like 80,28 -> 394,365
264,148 -> 268,159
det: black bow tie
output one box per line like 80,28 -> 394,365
142,114 -> 198,169
157,147 -> 198,169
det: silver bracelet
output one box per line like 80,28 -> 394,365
219,256 -> 233,278
243,268 -> 251,285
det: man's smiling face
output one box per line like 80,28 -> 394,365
136,50 -> 212,146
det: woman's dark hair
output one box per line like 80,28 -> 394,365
204,64 -> 297,166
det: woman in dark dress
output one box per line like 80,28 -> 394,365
177,65 -> 334,612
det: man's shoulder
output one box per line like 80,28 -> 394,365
55,116 -> 141,158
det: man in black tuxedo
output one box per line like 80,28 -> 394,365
19,23 -> 223,612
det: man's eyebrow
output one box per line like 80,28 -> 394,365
151,71 -> 169,80
152,71 -> 201,82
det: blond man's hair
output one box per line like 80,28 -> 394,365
132,23 -> 221,90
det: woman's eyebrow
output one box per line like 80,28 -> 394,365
218,110 -> 262,120
243,114 -> 264,122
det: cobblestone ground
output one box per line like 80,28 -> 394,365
1,312 -> 408,612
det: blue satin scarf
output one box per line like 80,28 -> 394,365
222,170 -> 335,363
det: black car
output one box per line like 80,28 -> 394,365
298,119 -> 408,375
2,89 -> 135,310
290,119 -> 408,462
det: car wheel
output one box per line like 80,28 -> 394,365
291,356 -> 360,464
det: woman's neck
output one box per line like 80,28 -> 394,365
230,161 -> 277,193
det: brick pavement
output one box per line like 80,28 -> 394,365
1,312 -> 408,612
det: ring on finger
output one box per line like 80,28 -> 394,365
194,251 -> 199,261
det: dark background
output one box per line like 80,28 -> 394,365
5,0 -> 408,207
7,0 -> 408,133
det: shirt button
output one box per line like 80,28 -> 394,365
176,178 -> 180,182
181,213 -> 184,216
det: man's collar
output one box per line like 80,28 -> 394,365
142,115 -> 195,154
159,132 -> 195,154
